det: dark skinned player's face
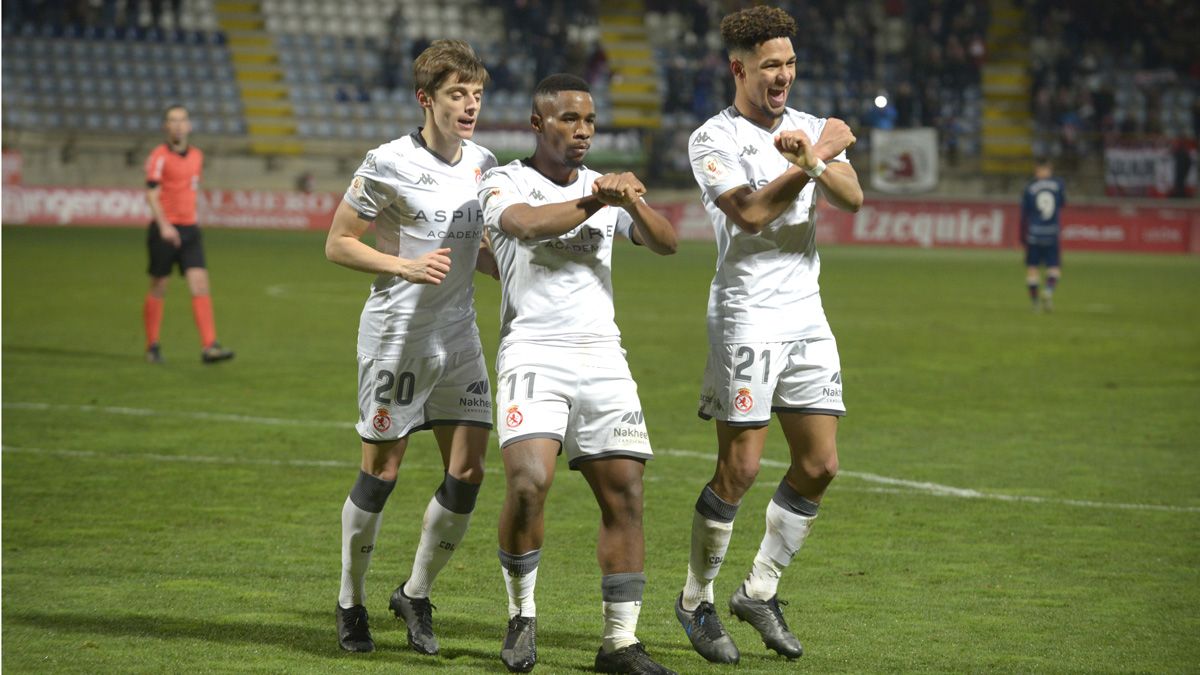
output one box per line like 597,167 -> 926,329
533,91 -> 596,168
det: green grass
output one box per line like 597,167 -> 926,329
3,225 -> 1199,673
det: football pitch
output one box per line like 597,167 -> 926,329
3,225 -> 1199,673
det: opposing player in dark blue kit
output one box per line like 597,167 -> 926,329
1020,158 -> 1065,312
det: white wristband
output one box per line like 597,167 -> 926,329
804,158 -> 827,178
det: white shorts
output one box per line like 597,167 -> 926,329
496,342 -> 653,469
698,338 -> 845,426
356,344 -> 493,442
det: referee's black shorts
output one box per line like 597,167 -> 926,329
147,222 -> 207,277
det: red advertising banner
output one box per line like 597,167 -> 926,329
2,185 -> 341,230
4,185 -> 1198,254
815,201 -> 1018,248
663,197 -> 1199,253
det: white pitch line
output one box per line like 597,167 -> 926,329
656,450 -> 1200,514
1,444 -> 356,469
6,401 -> 1199,514
2,401 -> 352,427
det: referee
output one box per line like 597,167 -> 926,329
142,104 -> 233,364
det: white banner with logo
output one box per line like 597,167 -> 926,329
870,128 -> 938,194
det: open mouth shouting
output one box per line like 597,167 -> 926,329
767,86 -> 788,109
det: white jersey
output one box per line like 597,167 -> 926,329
343,131 -> 497,358
689,106 -> 849,344
479,160 -> 635,347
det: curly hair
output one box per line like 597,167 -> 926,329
720,6 -> 797,54
412,39 -> 490,96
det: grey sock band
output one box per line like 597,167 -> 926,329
348,470 -> 396,513
772,478 -> 820,517
499,548 -> 541,576
601,572 -> 646,603
695,484 -> 739,523
434,472 -> 481,514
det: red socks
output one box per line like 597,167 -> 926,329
143,294 -> 164,348
191,295 -> 218,348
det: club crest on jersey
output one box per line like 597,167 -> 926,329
734,388 -> 754,413
474,167 -> 483,183
350,175 -> 365,199
372,407 -> 392,433
505,405 -> 524,429
703,154 -> 725,184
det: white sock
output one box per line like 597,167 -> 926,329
602,600 -> 642,652
339,496 -> 384,608
403,496 -> 472,598
503,566 -> 538,618
682,510 -> 735,610
744,499 -> 815,601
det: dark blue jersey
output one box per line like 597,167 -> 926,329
1021,177 -> 1066,246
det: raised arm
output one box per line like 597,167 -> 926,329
497,195 -> 607,241
593,172 -> 677,255
324,200 -> 451,285
714,167 -> 812,235
775,119 -> 862,213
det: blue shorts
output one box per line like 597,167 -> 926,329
1024,243 -> 1060,268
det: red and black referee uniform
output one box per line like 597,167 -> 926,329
145,143 -> 206,274
143,143 -> 223,354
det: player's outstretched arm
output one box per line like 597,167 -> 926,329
593,172 -> 677,255
497,196 -> 607,241
325,200 -> 451,285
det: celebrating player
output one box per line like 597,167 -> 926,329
142,104 -> 234,364
675,6 -> 863,665
1020,157 -> 1065,311
478,74 -> 678,674
325,40 -> 498,656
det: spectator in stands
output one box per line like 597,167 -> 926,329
584,41 -> 609,87
381,8 -> 406,91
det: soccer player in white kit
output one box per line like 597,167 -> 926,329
672,6 -> 863,665
478,74 -> 679,675
325,40 -> 499,656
